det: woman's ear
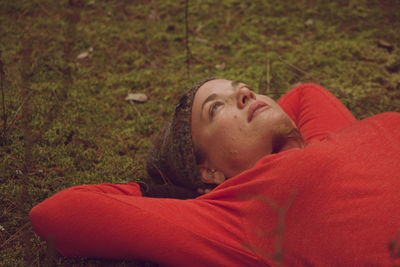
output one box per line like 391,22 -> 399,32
199,167 -> 226,185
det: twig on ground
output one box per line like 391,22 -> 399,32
277,56 -> 355,102
184,0 -> 191,79
7,91 -> 32,131
3,195 -> 28,215
266,58 -> 271,93
131,102 -> 143,120
37,1 -> 53,18
0,222 -> 30,249
278,56 -> 323,85
17,6 -> 31,21
1,151 -> 24,163
259,58 -> 271,95
191,55 -> 214,68
0,50 -> 6,146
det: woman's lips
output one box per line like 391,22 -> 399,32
248,101 -> 270,122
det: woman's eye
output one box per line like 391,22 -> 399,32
209,103 -> 222,117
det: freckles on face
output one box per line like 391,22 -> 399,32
209,111 -> 240,152
191,78 -> 294,177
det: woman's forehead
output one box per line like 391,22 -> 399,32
195,79 -> 245,99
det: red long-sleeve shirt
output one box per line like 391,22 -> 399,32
30,84 -> 400,266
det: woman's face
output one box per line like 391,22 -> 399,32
191,78 -> 296,180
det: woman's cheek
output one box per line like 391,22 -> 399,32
216,112 -> 238,131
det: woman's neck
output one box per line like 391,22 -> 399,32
272,128 -> 305,153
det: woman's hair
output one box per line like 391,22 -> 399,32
146,77 -> 215,191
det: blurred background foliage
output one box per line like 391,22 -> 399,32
0,0 -> 399,266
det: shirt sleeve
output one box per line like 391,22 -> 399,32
30,183 -> 262,266
277,83 -> 356,143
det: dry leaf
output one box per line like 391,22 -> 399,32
215,62 -> 226,70
77,52 -> 89,59
377,39 -> 394,52
125,93 -> 148,103
305,19 -> 313,27
195,37 -> 209,44
77,48 -> 94,60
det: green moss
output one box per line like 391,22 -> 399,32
1,0 -> 400,265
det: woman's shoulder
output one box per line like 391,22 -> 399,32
331,112 -> 400,140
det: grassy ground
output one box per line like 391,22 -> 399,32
1,0 -> 399,266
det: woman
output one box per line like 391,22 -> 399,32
145,78 -> 305,198
30,79 -> 400,266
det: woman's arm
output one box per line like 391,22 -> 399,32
30,183 -> 259,266
277,83 -> 356,143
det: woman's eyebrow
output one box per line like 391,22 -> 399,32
231,80 -> 241,88
201,81 -> 244,112
232,80 -> 251,91
201,93 -> 218,111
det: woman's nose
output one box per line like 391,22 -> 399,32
237,87 -> 255,109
